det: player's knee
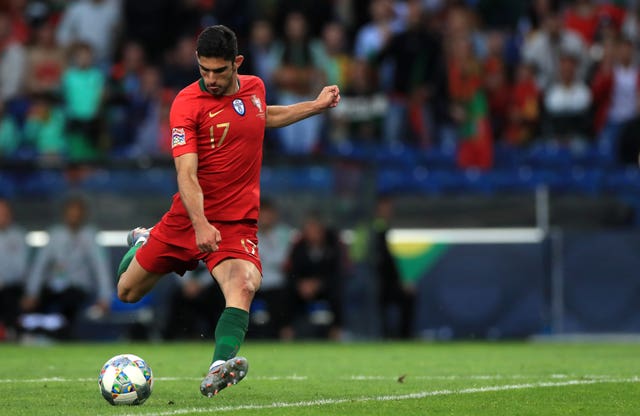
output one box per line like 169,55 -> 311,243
238,275 -> 258,297
117,279 -> 141,303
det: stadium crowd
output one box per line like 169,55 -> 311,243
2,0 -> 640,342
0,0 -> 639,168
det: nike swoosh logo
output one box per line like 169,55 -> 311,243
209,109 -> 224,118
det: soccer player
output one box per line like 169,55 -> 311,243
115,25 -> 340,397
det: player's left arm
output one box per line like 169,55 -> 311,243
265,85 -> 340,128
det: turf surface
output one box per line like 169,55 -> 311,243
0,341 -> 638,415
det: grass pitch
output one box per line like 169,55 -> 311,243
0,341 -> 639,415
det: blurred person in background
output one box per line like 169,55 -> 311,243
272,11 -> 326,154
163,265 -> 225,340
282,212 -> 344,340
445,12 -> 493,170
0,100 -> 22,158
353,0 -> 406,63
21,196 -> 113,340
522,11 -> 589,91
56,0 -> 122,69
61,42 -> 106,161
375,0 -> 443,147
23,92 -> 67,163
328,59 -> 387,145
0,198 -> 28,341
106,40 -> 147,152
483,30 -> 511,143
253,198 -> 294,339
591,36 -> 640,164
25,16 -> 66,97
504,62 -> 541,146
241,19 -> 280,153
563,0 -> 626,46
349,195 -> 414,339
162,35 -> 200,91
242,19 -> 279,101
0,11 -> 27,104
543,50 -> 592,150
129,66 -> 175,159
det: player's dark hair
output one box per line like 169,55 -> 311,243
196,25 -> 238,61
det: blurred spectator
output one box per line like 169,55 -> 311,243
483,30 -> 511,143
522,12 -> 589,91
543,51 -> 592,148
21,196 -> 113,340
61,42 -> 106,161
129,66 -> 173,158
253,198 -> 294,339
23,92 -> 66,162
563,0 -> 625,46
0,100 -> 21,157
373,196 -> 415,338
25,18 -> 66,96
0,11 -> 27,103
6,0 -> 31,44
446,31 -> 494,170
272,11 -> 325,154
353,0 -> 406,62
283,212 -> 344,340
348,195 -> 414,339
375,0 -> 443,147
107,40 -> 146,151
163,265 -> 225,340
274,0 -> 334,38
0,198 -> 28,341
314,21 -> 354,146
328,59 -> 387,144
504,62 -> 541,146
315,21 -> 351,89
162,35 -> 199,91
56,0 -> 122,69
242,19 -> 279,101
591,36 -> 640,164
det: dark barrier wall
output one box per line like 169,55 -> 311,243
413,243 -> 547,339
562,231 -> 640,333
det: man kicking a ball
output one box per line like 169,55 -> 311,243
116,25 -> 340,397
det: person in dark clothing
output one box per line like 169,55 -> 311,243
282,212 -> 343,340
373,196 -> 416,339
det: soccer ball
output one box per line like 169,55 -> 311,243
98,354 -> 153,405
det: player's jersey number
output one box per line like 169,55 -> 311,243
209,122 -> 230,148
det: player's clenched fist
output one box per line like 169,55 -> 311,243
316,85 -> 341,109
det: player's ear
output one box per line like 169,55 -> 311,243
234,55 -> 244,69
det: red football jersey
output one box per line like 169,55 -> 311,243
161,75 -> 266,232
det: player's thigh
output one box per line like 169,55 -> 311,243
118,257 -> 164,301
211,258 -> 262,296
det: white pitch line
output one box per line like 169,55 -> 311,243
114,377 -> 640,416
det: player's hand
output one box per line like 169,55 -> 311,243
315,85 -> 341,110
195,222 -> 221,252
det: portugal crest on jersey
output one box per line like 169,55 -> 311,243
232,99 -> 245,116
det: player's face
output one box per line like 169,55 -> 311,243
197,55 -> 244,97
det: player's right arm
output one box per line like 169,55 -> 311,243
174,152 -> 221,252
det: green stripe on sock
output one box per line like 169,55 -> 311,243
213,307 -> 249,363
117,243 -> 141,278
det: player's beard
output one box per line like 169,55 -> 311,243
209,69 -> 237,97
